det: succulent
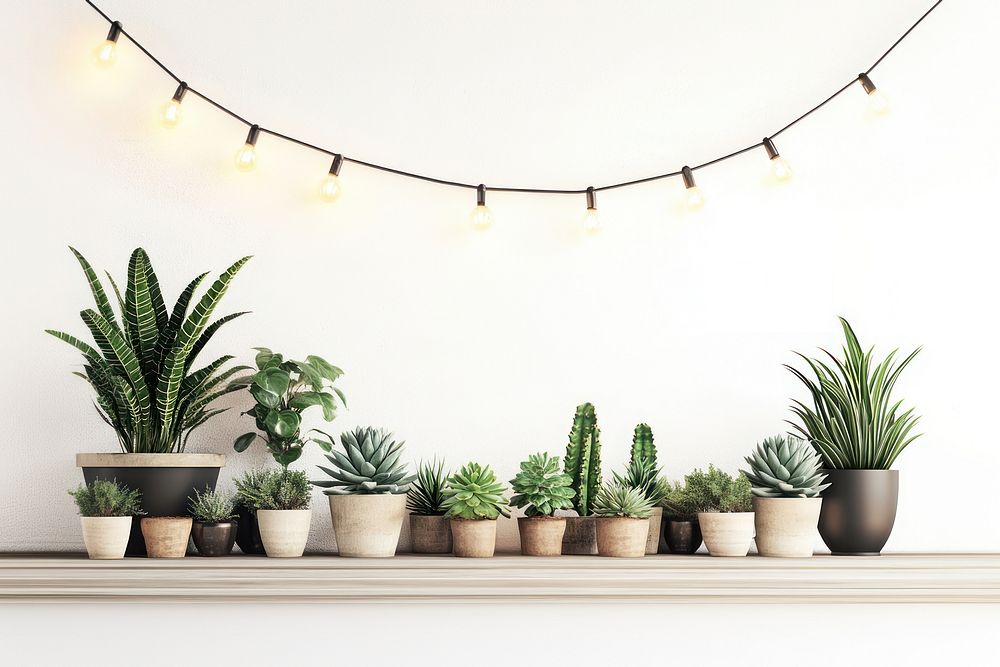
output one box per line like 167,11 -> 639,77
407,458 -> 450,516
591,483 -> 655,519
509,452 -> 576,517
563,402 -> 602,516
313,427 -> 415,495
237,469 -> 311,511
630,423 -> 656,468
442,462 -> 511,520
233,468 -> 273,511
684,465 -> 752,513
187,486 -> 238,522
68,479 -> 143,518
612,458 -> 668,506
742,435 -> 831,498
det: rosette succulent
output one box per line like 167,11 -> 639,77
741,434 -> 830,498
313,427 -> 415,495
407,458 -> 450,515
509,452 -> 576,517
591,483 -> 655,519
442,462 -> 511,520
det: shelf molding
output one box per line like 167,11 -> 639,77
2,553 -> 999,604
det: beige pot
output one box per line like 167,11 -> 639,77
140,516 -> 192,558
450,518 -> 497,558
596,517 -> 650,557
645,507 -> 663,555
257,509 -> 311,558
328,494 -> 407,557
753,497 -> 822,557
698,512 -> 755,557
410,514 -> 452,554
80,516 -> 132,560
562,515 -> 598,555
517,516 -> 566,556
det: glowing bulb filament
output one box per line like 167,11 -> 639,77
582,187 -> 600,233
320,155 -> 345,202
235,124 -> 260,172
681,166 -> 705,210
763,138 -> 792,182
470,184 -> 493,229
161,82 -> 188,128
94,21 -> 122,67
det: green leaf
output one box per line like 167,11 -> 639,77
274,447 -> 302,468
69,247 -> 121,336
155,272 -> 207,375
254,367 -> 291,396
288,391 -> 337,421
253,347 -> 274,369
265,409 -> 301,439
81,309 -> 153,431
250,384 -> 281,409
305,355 -> 343,382
186,311 -> 251,371
234,432 -> 258,452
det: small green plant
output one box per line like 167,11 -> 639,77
660,480 -> 699,521
68,479 -> 143,517
630,423 -> 656,468
236,469 -> 312,511
234,347 -> 346,468
187,486 -> 238,522
563,402 -> 602,516
407,459 -> 450,516
233,468 -> 273,511
312,427 -> 415,495
509,452 -> 576,517
683,466 -> 752,513
442,462 -> 511,520
741,435 -> 830,498
591,483 -> 655,519
612,458 -> 669,506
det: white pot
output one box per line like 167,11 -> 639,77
698,512 -> 755,557
80,516 -> 132,560
753,497 -> 822,557
256,509 -> 311,558
645,507 -> 663,555
328,494 -> 407,557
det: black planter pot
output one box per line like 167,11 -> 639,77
236,507 -> 266,555
663,519 -> 702,554
818,469 -> 899,556
77,453 -> 225,556
192,521 -> 238,556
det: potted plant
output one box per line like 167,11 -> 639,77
233,469 -> 270,554
659,479 -> 703,554
141,516 -> 193,558
509,452 -> 576,556
612,457 -> 668,554
407,459 -> 452,554
741,435 -> 829,557
562,402 -> 602,555
240,469 -> 312,557
628,423 -> 663,553
312,427 -> 415,557
787,317 -> 922,555
442,462 -> 510,558
592,483 -> 655,557
48,247 -> 251,554
690,466 -> 754,557
188,487 -> 239,556
68,479 -> 143,559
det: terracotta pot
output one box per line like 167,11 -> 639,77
663,519 -> 703,554
328,494 -> 407,557
256,509 -> 311,558
80,516 -> 132,560
191,520 -> 238,557
561,515 -> 598,555
596,517 -> 649,557
753,497 -> 822,557
236,507 -> 266,555
410,514 -> 452,554
645,507 -> 663,555
450,518 -> 497,558
517,516 -> 566,556
698,512 -> 755,557
140,516 -> 192,558
818,469 -> 898,555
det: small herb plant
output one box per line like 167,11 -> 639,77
660,480 -> 699,522
187,487 -> 238,523
234,347 -> 346,468
407,459 -> 450,515
233,468 -> 273,511
313,427 -> 415,495
509,452 -> 576,517
741,435 -> 830,498
236,469 -> 312,511
684,466 -> 752,513
69,479 -> 143,517
591,483 -> 655,519
442,462 -> 511,520
612,458 -> 668,507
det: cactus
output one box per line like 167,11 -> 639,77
563,402 -> 602,516
630,423 -> 656,468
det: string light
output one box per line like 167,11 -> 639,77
161,82 -> 187,128
320,154 -> 344,202
859,73 -> 890,115
94,20 -> 121,66
681,166 -> 705,210
470,184 -> 493,229
583,187 -> 600,233
235,124 -> 259,172
763,137 -> 792,182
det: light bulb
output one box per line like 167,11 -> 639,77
235,144 -> 257,171
95,39 -> 117,66
320,174 -> 342,202
868,89 -> 890,115
685,186 -> 705,210
161,99 -> 182,127
771,156 -> 793,182
582,208 -> 600,233
471,204 -> 493,230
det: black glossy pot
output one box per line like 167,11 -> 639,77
818,469 -> 898,555
192,521 -> 238,556
236,507 -> 266,555
663,519 -> 702,554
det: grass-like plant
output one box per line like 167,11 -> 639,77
68,479 -> 143,517
786,317 -> 922,469
442,462 -> 510,520
236,469 -> 311,511
741,435 -> 830,498
591,483 -> 655,519
233,468 -> 273,511
684,466 -> 752,513
47,247 -> 252,453
509,452 -> 576,517
407,459 -> 450,516
187,486 -> 238,522
612,458 -> 668,506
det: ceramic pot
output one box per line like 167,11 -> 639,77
236,507 -> 266,555
256,509 -> 311,558
753,497 -> 822,557
409,514 -> 452,554
561,515 -> 598,555
191,520 -> 238,557
644,507 -> 663,555
328,494 -> 407,557
450,518 -> 497,558
818,469 -> 898,555
698,512 -> 755,557
80,516 -> 132,560
663,519 -> 702,554
140,516 -> 193,558
78,453 -> 224,555
517,516 -> 566,556
595,517 -> 649,557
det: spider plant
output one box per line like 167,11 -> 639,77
786,317 -> 922,470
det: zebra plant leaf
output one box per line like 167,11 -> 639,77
127,249 -> 161,383
156,272 -> 207,375
81,308 -> 153,434
69,247 -> 121,335
186,311 -> 251,371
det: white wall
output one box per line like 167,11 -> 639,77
1,0 -> 998,556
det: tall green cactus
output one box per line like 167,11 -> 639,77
563,402 -> 602,516
630,423 -> 656,468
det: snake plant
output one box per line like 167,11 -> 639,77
47,247 -> 252,453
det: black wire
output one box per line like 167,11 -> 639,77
81,0 -> 945,197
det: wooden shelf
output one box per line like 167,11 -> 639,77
2,553 -> 998,603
